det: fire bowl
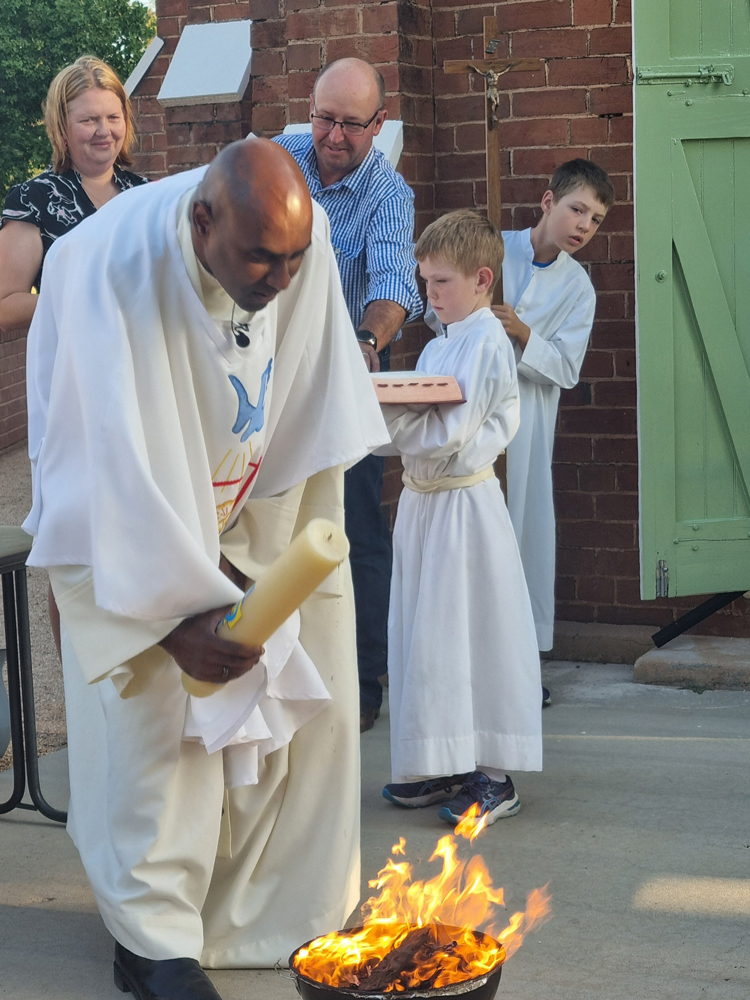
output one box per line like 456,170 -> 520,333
289,924 -> 504,1000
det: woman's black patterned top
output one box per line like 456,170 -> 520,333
1,165 -> 149,288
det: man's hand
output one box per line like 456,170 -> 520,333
357,299 -> 408,371
359,342 -> 380,373
493,304 -> 531,349
160,606 -> 263,684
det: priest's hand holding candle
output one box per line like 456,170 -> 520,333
178,518 -> 350,698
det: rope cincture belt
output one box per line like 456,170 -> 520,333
401,464 -> 496,494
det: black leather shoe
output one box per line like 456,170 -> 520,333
360,704 -> 380,733
113,943 -> 222,999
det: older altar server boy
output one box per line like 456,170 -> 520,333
380,210 -> 541,826
495,159 -> 614,667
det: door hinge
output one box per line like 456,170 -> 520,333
636,64 -> 734,86
656,559 -> 669,598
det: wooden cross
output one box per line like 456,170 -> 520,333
443,16 -> 542,301
444,18 -> 542,491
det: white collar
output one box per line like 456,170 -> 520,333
521,226 -> 569,270
445,306 -> 494,339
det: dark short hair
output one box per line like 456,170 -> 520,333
548,158 -> 615,210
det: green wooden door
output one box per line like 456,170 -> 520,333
635,0 -> 750,598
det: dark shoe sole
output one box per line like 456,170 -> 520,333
438,794 -> 520,826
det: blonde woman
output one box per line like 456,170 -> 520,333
0,55 -> 147,332
0,56 -> 147,657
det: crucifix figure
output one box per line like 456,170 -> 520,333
443,16 -> 542,301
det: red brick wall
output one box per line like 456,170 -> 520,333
127,0 -> 750,636
0,328 -> 27,453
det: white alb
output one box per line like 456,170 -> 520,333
503,229 -> 596,651
382,307 -> 542,782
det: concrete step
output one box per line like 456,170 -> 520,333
634,635 -> 750,690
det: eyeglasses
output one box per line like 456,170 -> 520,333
310,109 -> 382,137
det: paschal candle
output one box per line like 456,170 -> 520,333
182,518 -> 350,698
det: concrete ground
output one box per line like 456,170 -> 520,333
1,661 -> 748,1000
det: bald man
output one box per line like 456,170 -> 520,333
23,138 -> 389,1000
274,59 -> 423,733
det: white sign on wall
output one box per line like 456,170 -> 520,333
158,21 -> 252,107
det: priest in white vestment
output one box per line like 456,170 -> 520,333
23,138 -> 389,1000
379,211 -> 542,830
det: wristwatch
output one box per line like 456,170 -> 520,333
356,329 -> 379,352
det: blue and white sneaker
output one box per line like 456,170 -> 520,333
382,774 -> 470,809
438,772 -> 520,826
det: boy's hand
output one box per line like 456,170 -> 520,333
493,304 -> 531,349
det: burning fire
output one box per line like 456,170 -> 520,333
292,805 -> 551,992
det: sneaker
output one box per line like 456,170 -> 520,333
438,772 -> 520,826
382,773 -> 470,809
542,686 -> 551,707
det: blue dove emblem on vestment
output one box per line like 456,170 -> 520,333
229,358 -> 273,442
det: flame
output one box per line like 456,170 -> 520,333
292,812 -> 551,992
455,802 -> 490,842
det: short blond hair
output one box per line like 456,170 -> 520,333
415,210 -> 505,293
44,56 -> 137,173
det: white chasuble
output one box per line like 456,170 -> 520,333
173,189 -> 332,780
382,308 -> 542,782
25,166 -> 388,618
502,229 -> 596,651
25,166 -> 388,965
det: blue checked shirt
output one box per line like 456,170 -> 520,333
273,133 -> 423,331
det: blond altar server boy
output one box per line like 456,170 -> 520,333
495,160 -> 614,676
380,210 -> 541,826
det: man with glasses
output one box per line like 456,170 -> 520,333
274,57 -> 422,734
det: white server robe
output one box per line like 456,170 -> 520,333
502,229 -> 596,651
382,308 -> 542,782
23,168 -> 389,966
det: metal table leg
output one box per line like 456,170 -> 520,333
16,570 -> 67,822
0,568 -> 67,823
0,572 -> 27,814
